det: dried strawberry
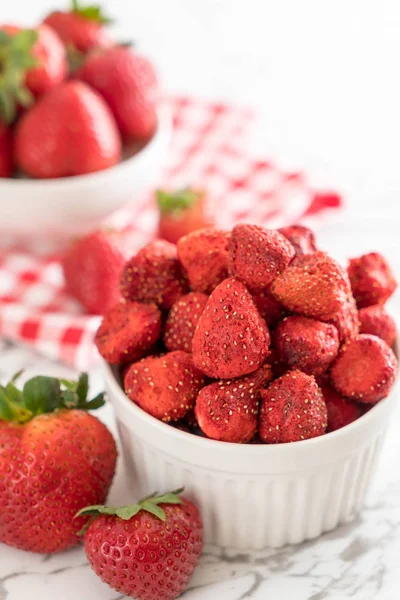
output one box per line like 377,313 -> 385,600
327,294 -> 359,342
120,240 -> 188,310
330,334 -> 397,404
192,277 -> 270,379
259,370 -> 327,443
124,351 -> 205,422
278,225 -> 317,256
252,290 -> 285,327
274,315 -> 339,376
358,304 -> 396,347
320,383 -> 362,432
95,301 -> 161,364
195,364 -> 272,443
163,292 -> 208,352
229,224 -> 295,291
177,228 -> 230,293
348,252 -> 397,308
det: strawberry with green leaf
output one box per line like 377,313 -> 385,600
157,188 -> 212,244
77,489 -> 203,600
0,372 -> 117,554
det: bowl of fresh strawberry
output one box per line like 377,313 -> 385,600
0,2 -> 170,247
95,223 -> 399,551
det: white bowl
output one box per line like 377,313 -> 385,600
104,353 -> 399,550
0,109 -> 171,250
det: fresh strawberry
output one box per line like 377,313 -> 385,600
192,277 -> 270,379
229,224 -> 295,291
177,228 -> 230,293
157,188 -> 212,245
95,301 -> 161,364
0,119 -> 12,177
62,229 -> 139,314
274,315 -> 339,376
327,294 -> 359,342
76,46 -> 158,141
348,252 -> 397,308
124,351 -> 205,422
120,240 -> 188,310
78,489 -> 203,600
252,290 -> 285,327
43,0 -> 112,54
163,292 -> 208,352
195,364 -> 273,443
259,370 -> 327,443
278,225 -> 317,256
270,251 -> 351,320
15,81 -> 121,178
0,373 -> 117,553
330,334 -> 397,404
320,383 -> 362,432
358,304 -> 396,347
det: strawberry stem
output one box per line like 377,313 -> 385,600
156,188 -> 202,216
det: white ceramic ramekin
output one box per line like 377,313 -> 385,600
103,357 -> 398,550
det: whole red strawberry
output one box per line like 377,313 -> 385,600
0,373 -> 117,553
157,188 -> 213,244
78,489 -> 203,600
62,229 -> 139,314
278,225 -> 317,256
163,291 -> 208,352
358,304 -> 396,347
348,252 -> 397,308
0,119 -> 13,177
76,46 -> 158,141
15,81 -> 121,178
44,0 -> 112,53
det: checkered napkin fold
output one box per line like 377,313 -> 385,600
0,96 -> 342,370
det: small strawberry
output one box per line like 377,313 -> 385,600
278,225 -> 317,256
177,228 -> 230,293
252,290 -> 285,327
0,373 -> 117,553
163,292 -> 208,352
76,46 -> 158,141
348,252 -> 397,308
330,334 -> 397,404
270,251 -> 351,320
95,301 -> 162,364
192,277 -> 271,379
15,81 -> 121,178
320,383 -> 362,432
274,315 -> 339,376
195,364 -> 273,443
157,188 -> 213,245
124,351 -> 205,422
327,294 -> 359,342
120,240 -> 189,310
259,370 -> 327,443
78,489 -> 203,600
44,0 -> 112,54
229,224 -> 295,291
0,118 -> 13,177
358,304 -> 396,347
62,229 -> 139,314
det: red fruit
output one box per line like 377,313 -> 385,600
271,251 -> 351,320
192,277 -> 270,379
320,383 -> 362,432
252,290 -> 285,327
77,46 -> 158,141
80,490 -> 203,600
25,24 -> 67,96
0,119 -> 12,177
62,229 -> 139,314
44,2 -> 112,53
163,292 -> 208,352
195,364 -> 273,443
15,81 -> 121,178
278,225 -> 317,256
330,334 -> 397,404
95,301 -> 161,364
177,228 -> 230,294
259,370 -> 327,443
157,188 -> 212,245
124,351 -> 205,422
120,240 -> 188,310
348,252 -> 397,308
358,304 -> 396,347
229,224 -> 295,291
0,373 -> 117,553
327,294 -> 359,342
274,316 -> 340,376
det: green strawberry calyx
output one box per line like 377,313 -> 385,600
75,488 -> 184,534
0,28 -> 38,124
0,372 -> 105,424
71,0 -> 112,24
156,188 -> 202,216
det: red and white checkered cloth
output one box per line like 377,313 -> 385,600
0,96 -> 342,370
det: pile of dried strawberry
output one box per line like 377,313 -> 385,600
96,224 -> 398,444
